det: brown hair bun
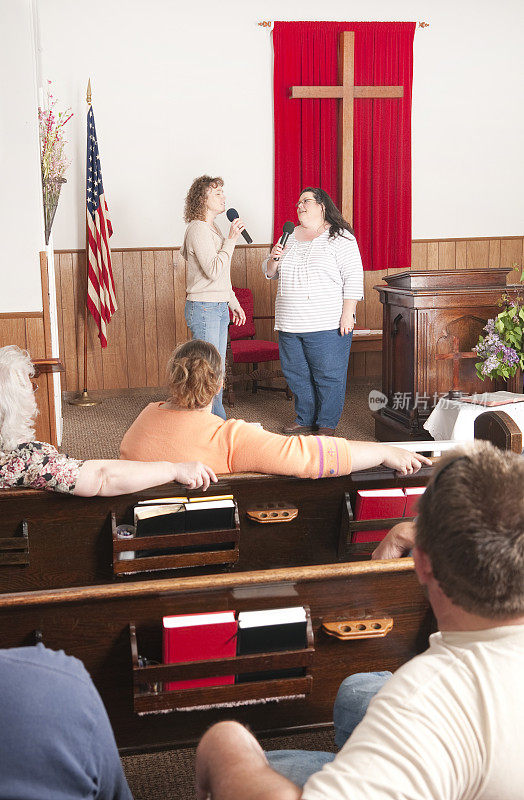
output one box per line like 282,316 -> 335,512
167,340 -> 222,409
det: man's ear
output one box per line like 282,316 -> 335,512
413,545 -> 434,586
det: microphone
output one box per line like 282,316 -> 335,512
273,221 -> 295,260
280,221 -> 294,248
226,208 -> 253,244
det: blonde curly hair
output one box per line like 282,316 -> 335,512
167,340 -> 223,409
184,175 -> 224,223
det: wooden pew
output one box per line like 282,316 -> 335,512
0,467 -> 434,592
0,411 -> 519,753
0,411 -> 520,594
0,559 -> 430,752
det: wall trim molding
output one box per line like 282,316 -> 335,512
0,311 -> 43,319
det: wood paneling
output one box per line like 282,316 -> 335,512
438,241 -> 456,269
456,241 -> 467,268
102,250 -> 129,389
427,241 -> 439,269
153,249 -> 176,386
466,239 -> 490,268
53,237 -> 524,390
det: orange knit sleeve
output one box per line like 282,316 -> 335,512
226,422 -> 351,478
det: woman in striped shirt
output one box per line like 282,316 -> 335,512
265,188 -> 364,436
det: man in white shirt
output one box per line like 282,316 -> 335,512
195,442 -> 524,800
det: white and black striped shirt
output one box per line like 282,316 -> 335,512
264,230 -> 364,333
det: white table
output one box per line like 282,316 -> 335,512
424,396 -> 524,441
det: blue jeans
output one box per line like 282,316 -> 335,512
266,671 -> 391,788
184,300 -> 229,419
278,330 -> 353,429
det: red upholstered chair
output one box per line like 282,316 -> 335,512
225,286 -> 292,406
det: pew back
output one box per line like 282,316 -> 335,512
0,560 -> 430,752
0,468 -> 433,592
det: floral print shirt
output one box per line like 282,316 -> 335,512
0,441 -> 83,493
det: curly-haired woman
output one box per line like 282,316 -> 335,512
265,187 -> 364,437
0,345 -> 217,495
181,175 -> 247,420
121,339 -> 431,479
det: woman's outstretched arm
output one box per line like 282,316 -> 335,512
74,459 -> 217,497
347,441 -> 432,475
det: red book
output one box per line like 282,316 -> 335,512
353,489 -> 407,543
162,611 -> 237,690
404,487 -> 426,517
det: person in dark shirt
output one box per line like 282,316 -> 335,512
0,644 -> 132,800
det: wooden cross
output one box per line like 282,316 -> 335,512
290,31 -> 404,225
435,336 -> 478,390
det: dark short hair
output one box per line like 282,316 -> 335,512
167,339 -> 222,409
184,175 -> 224,223
300,187 -> 354,238
415,442 -> 524,618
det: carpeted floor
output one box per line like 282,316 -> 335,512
62,377 -> 380,459
122,728 -> 336,800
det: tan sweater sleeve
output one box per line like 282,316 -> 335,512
228,289 -> 242,313
225,422 -> 351,478
187,223 -> 235,281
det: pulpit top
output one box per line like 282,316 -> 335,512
382,269 -> 511,292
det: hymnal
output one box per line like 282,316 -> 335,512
134,503 -> 185,537
137,496 -> 188,506
404,487 -> 425,517
353,488 -> 407,543
162,610 -> 237,690
185,498 -> 236,532
236,606 -> 307,683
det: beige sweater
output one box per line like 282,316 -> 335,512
181,220 -> 241,311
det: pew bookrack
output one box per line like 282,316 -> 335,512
129,609 -> 315,714
0,520 -> 29,567
112,507 -> 241,578
338,492 -> 416,560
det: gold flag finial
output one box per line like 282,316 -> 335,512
86,79 -> 92,105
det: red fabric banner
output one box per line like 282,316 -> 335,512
273,21 -> 415,271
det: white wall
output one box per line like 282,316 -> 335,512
0,0 -> 45,312
13,0 -> 524,265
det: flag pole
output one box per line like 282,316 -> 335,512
69,78 -> 99,406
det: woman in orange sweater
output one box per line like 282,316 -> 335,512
120,340 -> 431,478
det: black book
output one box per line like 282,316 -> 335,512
184,498 -> 236,532
133,503 -> 186,538
236,607 -> 307,683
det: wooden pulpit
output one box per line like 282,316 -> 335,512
373,268 -> 522,441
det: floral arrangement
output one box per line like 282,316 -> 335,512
38,81 -> 73,243
474,269 -> 524,381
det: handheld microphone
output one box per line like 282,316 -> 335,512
226,208 -> 253,244
280,221 -> 294,248
273,221 -> 295,260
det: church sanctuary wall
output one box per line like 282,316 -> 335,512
4,2 -> 523,389
55,237 -> 524,392
38,0 -> 524,253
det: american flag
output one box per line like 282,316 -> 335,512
86,106 -> 116,348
